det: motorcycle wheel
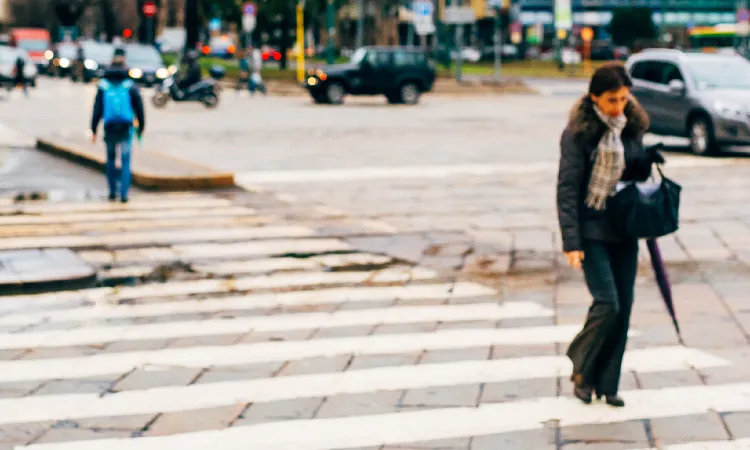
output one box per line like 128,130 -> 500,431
202,92 -> 219,109
152,92 -> 169,108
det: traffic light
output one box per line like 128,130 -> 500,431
137,0 -> 160,44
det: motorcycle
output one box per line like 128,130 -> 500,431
151,66 -> 225,109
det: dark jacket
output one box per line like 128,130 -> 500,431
557,95 -> 654,253
91,66 -> 145,140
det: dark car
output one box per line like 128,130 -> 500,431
305,46 -> 436,105
124,44 -> 169,87
70,40 -> 114,83
49,42 -> 78,78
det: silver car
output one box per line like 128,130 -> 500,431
626,49 -> 750,155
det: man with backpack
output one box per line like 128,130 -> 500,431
90,47 -> 145,203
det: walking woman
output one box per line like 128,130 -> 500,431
557,63 -> 657,408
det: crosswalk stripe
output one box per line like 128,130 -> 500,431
0,225 -> 316,250
0,282 -> 492,327
0,302 -> 546,350
0,346 -> 727,427
0,206 -> 257,226
0,325 -> 588,383
629,439 -> 750,449
4,267 -> 437,307
0,197 -> 232,215
92,238 -> 354,264
19,382 -> 750,450
0,215 -> 274,238
192,253 -> 393,276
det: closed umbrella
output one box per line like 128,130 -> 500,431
646,238 -> 683,344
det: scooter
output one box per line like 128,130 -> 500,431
152,76 -> 221,109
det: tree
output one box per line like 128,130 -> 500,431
608,7 -> 658,48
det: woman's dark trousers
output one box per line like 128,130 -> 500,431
567,238 -> 639,396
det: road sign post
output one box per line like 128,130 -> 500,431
443,4 -> 475,82
581,26 -> 593,76
242,3 -> 257,47
296,0 -> 305,83
411,0 -> 435,47
554,0 -> 571,70
326,0 -> 335,64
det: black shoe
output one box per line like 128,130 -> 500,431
573,384 -> 593,404
596,392 -> 625,407
121,198 -> 129,204
108,194 -> 116,201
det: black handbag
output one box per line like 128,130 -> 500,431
607,164 -> 682,239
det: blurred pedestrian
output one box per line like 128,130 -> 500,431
90,47 -> 145,203
246,45 -> 266,96
556,63 -> 656,408
13,53 -> 28,97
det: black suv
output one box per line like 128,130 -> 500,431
305,46 -> 436,105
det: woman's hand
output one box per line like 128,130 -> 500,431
564,251 -> 585,269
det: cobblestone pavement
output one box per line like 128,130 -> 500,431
0,78 -> 749,449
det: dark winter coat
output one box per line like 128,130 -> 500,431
556,95 -> 655,253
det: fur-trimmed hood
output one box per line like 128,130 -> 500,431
567,95 -> 650,143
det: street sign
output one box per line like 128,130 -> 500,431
243,15 -> 257,32
738,8 -> 750,37
244,2 -> 256,16
443,6 -> 475,24
142,0 -> 157,17
554,0 -> 572,30
412,0 -> 435,35
510,21 -> 522,44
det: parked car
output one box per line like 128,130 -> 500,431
626,48 -> 750,155
71,40 -> 114,83
49,42 -> 78,78
124,44 -> 169,87
261,46 -> 282,62
0,46 -> 37,89
305,46 -> 436,105
201,35 -> 236,59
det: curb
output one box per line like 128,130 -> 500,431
36,138 -> 235,190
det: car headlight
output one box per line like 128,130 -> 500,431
44,50 -> 53,60
59,58 -> 70,68
84,59 -> 98,70
156,68 -> 169,79
168,65 -> 178,75
129,68 -> 143,79
307,77 -> 318,86
714,100 -> 745,118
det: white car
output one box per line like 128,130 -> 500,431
0,46 -> 37,89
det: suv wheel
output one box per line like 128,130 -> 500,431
689,116 -> 718,156
326,82 -> 345,105
400,82 -> 420,105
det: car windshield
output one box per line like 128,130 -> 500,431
57,44 -> 77,59
0,47 -> 16,63
350,48 -> 367,64
18,39 -> 48,52
125,45 -> 162,66
83,43 -> 114,63
687,57 -> 750,89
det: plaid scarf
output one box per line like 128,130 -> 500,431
586,105 -> 627,211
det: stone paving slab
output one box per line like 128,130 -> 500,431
0,249 -> 95,295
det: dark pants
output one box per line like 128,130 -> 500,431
567,238 -> 639,395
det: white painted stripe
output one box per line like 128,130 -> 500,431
0,282 -> 493,327
0,346 -> 728,427
630,438 -> 750,450
235,158 -> 740,184
6,264 -> 417,305
0,226 -> 315,250
0,198 -> 232,215
0,206 -> 257,226
0,325 -> 586,383
193,253 -> 393,276
0,302 -> 544,350
19,382 -> 750,450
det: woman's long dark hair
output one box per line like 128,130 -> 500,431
588,63 -> 633,96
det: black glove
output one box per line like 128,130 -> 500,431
647,143 -> 666,164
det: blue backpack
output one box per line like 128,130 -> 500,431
99,79 -> 135,126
